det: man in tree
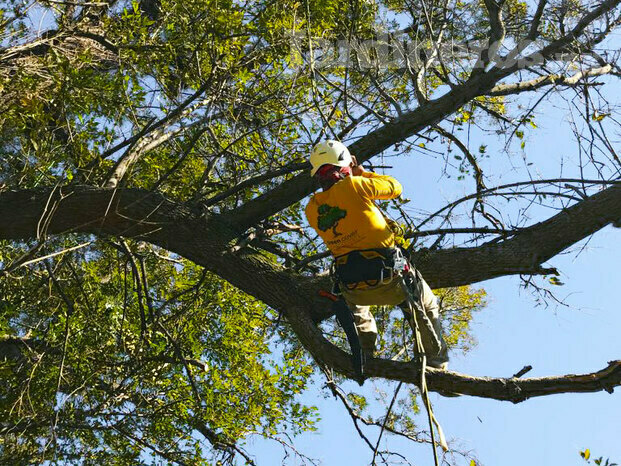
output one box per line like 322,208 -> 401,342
305,140 -> 449,368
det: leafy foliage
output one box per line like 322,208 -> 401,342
0,239 -> 316,463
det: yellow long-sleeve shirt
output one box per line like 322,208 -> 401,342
305,172 -> 403,257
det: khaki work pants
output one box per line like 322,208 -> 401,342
341,271 -> 448,365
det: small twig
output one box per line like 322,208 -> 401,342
2,241 -> 92,273
513,365 -> 533,378
322,368 -> 377,451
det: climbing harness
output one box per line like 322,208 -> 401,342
331,247 -> 443,356
332,247 -> 401,289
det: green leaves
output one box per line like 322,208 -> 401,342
581,449 -> 618,466
0,239 -> 316,463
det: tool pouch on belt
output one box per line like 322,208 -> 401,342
333,247 -> 400,290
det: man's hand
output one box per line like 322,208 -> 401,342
350,156 -> 366,176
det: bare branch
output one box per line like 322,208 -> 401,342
428,360 -> 621,401
414,181 -> 621,287
537,0 -> 621,60
277,300 -> 621,401
0,179 -> 619,291
372,381 -> 403,465
408,227 -> 514,238
417,178 -> 619,230
487,65 -> 613,96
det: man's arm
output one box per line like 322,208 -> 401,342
351,164 -> 402,200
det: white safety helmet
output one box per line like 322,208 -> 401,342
309,140 -> 352,176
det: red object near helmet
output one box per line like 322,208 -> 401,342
316,164 -> 352,183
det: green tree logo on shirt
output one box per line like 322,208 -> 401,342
317,204 -> 347,236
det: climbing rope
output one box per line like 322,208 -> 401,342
404,276 -> 448,466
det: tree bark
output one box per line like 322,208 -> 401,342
0,184 -> 620,398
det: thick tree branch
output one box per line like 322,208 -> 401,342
527,0 -> 549,40
483,0 -> 506,52
393,359 -> 621,402
273,300 -> 621,401
0,181 -> 619,294
223,71 -> 505,232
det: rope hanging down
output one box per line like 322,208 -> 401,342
407,295 -> 449,465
